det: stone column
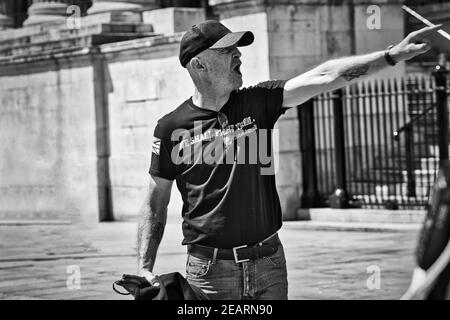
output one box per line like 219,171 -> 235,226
87,0 -> 158,15
0,0 -> 14,30
23,0 -> 70,26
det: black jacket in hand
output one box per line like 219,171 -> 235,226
113,272 -> 208,300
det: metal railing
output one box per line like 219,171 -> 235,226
299,65 -> 449,210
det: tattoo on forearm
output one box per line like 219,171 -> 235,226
137,214 -> 165,271
340,63 -> 370,81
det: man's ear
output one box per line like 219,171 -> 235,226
189,57 -> 206,72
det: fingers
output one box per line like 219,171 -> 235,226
413,42 -> 432,54
149,275 -> 160,287
409,24 -> 443,40
400,267 -> 427,300
140,270 -> 160,287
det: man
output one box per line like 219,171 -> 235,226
137,20 -> 440,300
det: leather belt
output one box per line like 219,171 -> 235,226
187,233 -> 280,263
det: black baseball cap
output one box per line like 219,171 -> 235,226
179,20 -> 254,68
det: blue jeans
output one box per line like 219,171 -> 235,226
185,244 -> 288,300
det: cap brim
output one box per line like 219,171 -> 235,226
210,31 -> 254,49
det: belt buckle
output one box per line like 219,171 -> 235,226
232,245 -> 249,263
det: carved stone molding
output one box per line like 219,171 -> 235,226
87,0 -> 158,15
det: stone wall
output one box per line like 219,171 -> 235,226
0,54 -> 99,224
0,7 -> 205,222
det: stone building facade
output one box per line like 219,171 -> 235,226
0,0 -> 448,225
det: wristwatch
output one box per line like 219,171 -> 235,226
384,45 -> 397,66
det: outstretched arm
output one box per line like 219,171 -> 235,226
137,175 -> 173,285
283,24 -> 441,107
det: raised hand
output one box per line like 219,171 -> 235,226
389,24 -> 442,62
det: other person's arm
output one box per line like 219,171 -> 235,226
283,24 -> 441,107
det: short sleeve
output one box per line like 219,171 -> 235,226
245,80 -> 287,128
149,122 -> 178,180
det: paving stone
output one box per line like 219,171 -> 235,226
0,220 -> 420,300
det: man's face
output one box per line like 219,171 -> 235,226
204,46 -> 243,91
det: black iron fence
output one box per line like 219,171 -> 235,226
299,65 -> 450,210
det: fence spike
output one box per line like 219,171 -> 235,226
392,78 -> 398,94
359,81 -> 365,95
366,79 -> 373,96
374,79 -> 380,95
353,82 -> 360,95
380,78 -> 386,95
347,83 -> 353,98
387,78 -> 393,95
402,76 -> 408,94
386,79 -> 391,101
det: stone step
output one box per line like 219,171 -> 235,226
62,23 -> 154,37
297,208 -> 426,224
0,11 -> 144,42
0,20 -> 67,41
0,32 -> 158,57
0,37 -> 90,57
0,23 -> 154,52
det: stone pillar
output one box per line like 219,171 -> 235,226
143,7 -> 205,35
23,0 -> 70,26
0,0 -> 14,30
87,0 -> 158,15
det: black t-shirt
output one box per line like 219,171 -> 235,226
149,80 -> 287,248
